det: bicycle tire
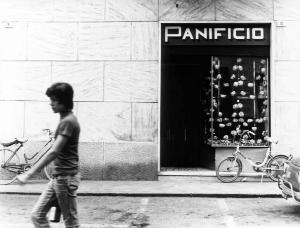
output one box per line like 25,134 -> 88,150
216,157 -> 242,183
0,148 -> 20,185
266,155 -> 289,182
44,162 -> 54,180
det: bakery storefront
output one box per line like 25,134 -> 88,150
160,23 -> 270,172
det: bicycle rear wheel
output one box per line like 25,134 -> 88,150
0,148 -> 20,185
216,157 -> 242,183
266,155 -> 289,181
44,162 -> 54,180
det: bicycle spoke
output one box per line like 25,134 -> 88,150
0,176 -> 17,185
0,149 -> 21,183
266,155 -> 289,182
216,157 -> 242,183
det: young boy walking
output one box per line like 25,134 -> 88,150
17,82 -> 81,228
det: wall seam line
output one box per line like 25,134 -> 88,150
102,141 -> 105,180
103,62 -> 105,101
131,102 -> 133,141
214,0 -> 217,21
23,101 -> 26,138
130,22 -> 133,60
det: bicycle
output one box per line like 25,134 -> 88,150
0,129 -> 54,185
216,127 -> 289,183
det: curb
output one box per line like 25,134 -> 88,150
0,223 -> 129,228
0,191 -> 283,198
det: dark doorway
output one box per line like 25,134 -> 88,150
161,54 -> 214,168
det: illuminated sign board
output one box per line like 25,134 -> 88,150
162,23 -> 270,46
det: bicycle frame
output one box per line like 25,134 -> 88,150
1,131 -> 54,174
233,144 -> 272,169
1,143 -> 23,166
23,138 -> 53,163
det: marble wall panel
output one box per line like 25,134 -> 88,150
132,103 -> 158,142
53,0 -> 105,21
103,142 -> 158,180
273,102 -> 300,149
28,23 -> 77,60
216,0 -> 272,21
274,0 -> 300,21
73,102 -> 79,117
106,0 -> 158,21
272,102 -> 300,157
0,101 -> 24,140
159,0 -> 214,21
272,142 -> 300,158
276,21 -> 300,60
0,23 -> 27,60
0,0 -> 53,21
104,61 -> 158,102
0,62 -> 51,100
274,61 -> 300,101
23,102 -> 78,142
52,62 -> 104,101
77,102 -> 131,142
78,23 -> 131,60
24,102 -> 58,141
132,22 -> 158,61
79,142 -> 104,180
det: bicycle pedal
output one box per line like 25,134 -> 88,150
241,177 -> 247,182
6,163 -> 18,165
281,193 -> 288,200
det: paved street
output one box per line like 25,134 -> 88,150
1,195 -> 300,228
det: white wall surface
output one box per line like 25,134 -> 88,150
1,0 -> 300,178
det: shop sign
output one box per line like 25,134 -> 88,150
162,23 -> 270,46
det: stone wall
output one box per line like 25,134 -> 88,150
1,0 -> 300,180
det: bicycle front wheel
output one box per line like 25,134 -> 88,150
266,155 -> 289,182
216,157 -> 242,183
0,148 -> 20,185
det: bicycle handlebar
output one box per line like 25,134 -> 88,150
234,125 -> 278,145
42,128 -> 54,139
42,128 -> 50,132
235,125 -> 255,136
242,130 -> 255,136
264,136 -> 279,144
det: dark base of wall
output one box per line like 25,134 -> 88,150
0,141 -> 159,181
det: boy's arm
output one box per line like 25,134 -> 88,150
17,135 -> 68,184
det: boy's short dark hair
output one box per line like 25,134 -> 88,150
46,82 -> 74,110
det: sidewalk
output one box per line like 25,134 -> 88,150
0,176 -> 283,197
0,177 -> 285,228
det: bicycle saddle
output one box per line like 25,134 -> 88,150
0,138 -> 28,147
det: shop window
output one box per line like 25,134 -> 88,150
161,23 -> 271,167
204,56 -> 269,146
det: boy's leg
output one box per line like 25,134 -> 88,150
31,180 -> 57,228
54,174 -> 80,228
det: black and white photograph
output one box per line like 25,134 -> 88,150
0,0 -> 300,227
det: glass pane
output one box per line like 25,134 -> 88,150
206,56 -> 269,146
